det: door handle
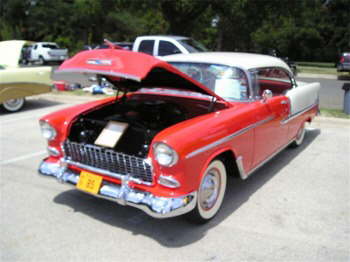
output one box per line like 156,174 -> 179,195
280,100 -> 288,105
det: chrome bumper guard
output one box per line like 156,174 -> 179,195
38,160 -> 197,219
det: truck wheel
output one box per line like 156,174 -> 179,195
2,98 -> 25,112
186,159 -> 227,224
291,122 -> 306,147
39,56 -> 46,65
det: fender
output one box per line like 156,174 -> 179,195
197,147 -> 237,187
0,84 -> 51,103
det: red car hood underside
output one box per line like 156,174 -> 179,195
56,49 -> 224,101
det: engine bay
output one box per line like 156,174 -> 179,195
68,94 -> 225,158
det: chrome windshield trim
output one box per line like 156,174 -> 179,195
62,158 -> 153,186
281,103 -> 317,125
186,115 -> 274,159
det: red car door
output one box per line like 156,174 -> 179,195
250,66 -> 293,168
252,96 -> 289,167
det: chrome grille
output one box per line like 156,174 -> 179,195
63,141 -> 153,184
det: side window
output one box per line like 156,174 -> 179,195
255,68 -> 292,96
33,45 -> 37,50
158,41 -> 181,56
138,40 -> 154,55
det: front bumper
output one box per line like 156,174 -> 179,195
38,160 -> 197,218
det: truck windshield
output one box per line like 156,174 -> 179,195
42,44 -> 59,49
179,39 -> 208,53
169,62 -> 249,100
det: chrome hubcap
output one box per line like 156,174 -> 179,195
199,168 -> 220,210
6,99 -> 21,107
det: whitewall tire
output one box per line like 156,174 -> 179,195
187,159 -> 227,223
291,122 -> 306,147
2,98 -> 25,112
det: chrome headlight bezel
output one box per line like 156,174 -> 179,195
153,142 -> 178,167
39,120 -> 57,141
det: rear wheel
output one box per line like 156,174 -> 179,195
186,159 -> 227,224
2,98 -> 25,112
291,122 -> 306,147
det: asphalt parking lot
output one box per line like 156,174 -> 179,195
0,97 -> 349,262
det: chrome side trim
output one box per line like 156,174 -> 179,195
281,102 -> 317,125
63,159 -> 153,186
186,115 -> 274,159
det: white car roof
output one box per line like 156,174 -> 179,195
38,42 -> 58,45
138,35 -> 189,41
163,52 -> 292,73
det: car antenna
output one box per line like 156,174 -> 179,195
104,39 -> 123,50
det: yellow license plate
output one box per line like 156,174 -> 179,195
77,171 -> 103,195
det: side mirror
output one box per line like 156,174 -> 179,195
262,89 -> 273,103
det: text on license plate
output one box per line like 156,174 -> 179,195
77,171 -> 103,194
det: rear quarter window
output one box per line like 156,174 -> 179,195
138,40 -> 155,55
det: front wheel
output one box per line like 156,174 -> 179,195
186,159 -> 227,224
2,98 -> 25,112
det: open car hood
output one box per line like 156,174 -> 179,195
0,40 -> 33,68
56,49 -> 224,101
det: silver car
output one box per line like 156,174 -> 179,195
337,52 -> 350,72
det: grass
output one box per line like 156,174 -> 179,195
296,61 -> 350,76
320,108 -> 350,119
296,62 -> 350,77
297,65 -> 339,75
296,62 -> 335,68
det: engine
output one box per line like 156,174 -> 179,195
68,98 -> 189,158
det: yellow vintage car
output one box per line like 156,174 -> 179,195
0,40 -> 53,112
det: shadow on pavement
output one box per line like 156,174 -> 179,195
53,128 -> 321,247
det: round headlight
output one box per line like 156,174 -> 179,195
39,120 -> 57,141
153,142 -> 178,167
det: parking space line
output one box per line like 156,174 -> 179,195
0,150 -> 47,165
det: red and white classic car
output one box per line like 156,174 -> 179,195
38,50 -> 320,223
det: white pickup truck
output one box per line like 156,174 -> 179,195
101,35 -> 207,57
29,42 -> 68,64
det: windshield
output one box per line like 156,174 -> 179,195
42,44 -> 59,49
169,62 -> 249,100
178,39 -> 208,53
